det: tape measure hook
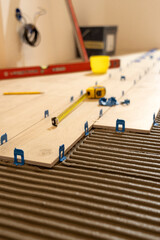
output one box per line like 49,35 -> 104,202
51,117 -> 59,127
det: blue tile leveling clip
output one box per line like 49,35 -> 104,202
153,113 -> 159,127
121,76 -> 126,81
99,97 -> 118,107
116,119 -> 125,133
1,133 -> 8,145
84,121 -> 89,136
59,144 -> 66,162
70,96 -> 74,102
99,109 -> 103,118
44,110 -> 49,118
14,148 -> 25,166
80,90 -> 83,96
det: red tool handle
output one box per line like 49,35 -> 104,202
66,0 -> 89,62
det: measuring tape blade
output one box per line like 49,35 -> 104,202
58,93 -> 87,123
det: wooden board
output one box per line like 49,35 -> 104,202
0,99 -> 103,167
0,51 -> 160,167
0,71 -> 108,140
94,69 -> 160,133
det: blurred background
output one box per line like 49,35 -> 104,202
0,0 -> 159,68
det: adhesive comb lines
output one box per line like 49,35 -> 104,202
0,112 -> 160,239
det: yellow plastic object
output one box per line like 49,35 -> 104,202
86,86 -> 106,99
90,55 -> 110,74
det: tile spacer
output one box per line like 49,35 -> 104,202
116,119 -> 125,133
44,110 -> 49,118
153,113 -> 155,122
84,121 -> 89,136
153,113 -> 159,126
121,76 -> 126,81
80,90 -> 83,96
1,133 -> 8,145
99,109 -> 103,118
120,99 -> 130,105
14,148 -> 25,166
59,144 -> 66,162
70,96 -> 74,102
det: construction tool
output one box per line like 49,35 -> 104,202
86,86 -> 106,99
52,85 -> 106,126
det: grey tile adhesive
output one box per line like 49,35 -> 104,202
0,112 -> 160,240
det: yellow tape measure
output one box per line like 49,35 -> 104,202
51,85 -> 106,127
52,93 -> 87,126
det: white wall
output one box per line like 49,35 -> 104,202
0,0 -> 160,68
73,0 -> 160,54
0,0 -> 76,68
0,0 -> 6,68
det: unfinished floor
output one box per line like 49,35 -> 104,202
0,111 -> 160,240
